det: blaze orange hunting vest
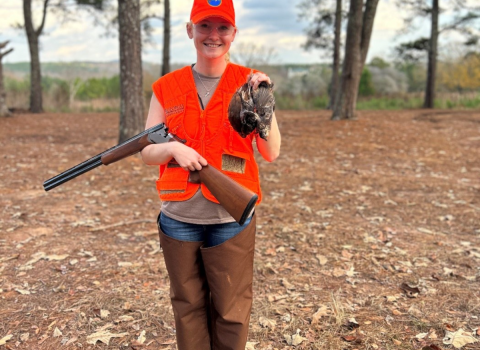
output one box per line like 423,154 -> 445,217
151,63 -> 262,204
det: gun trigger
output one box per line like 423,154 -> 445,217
171,134 -> 187,144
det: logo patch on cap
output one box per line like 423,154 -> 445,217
208,0 -> 222,7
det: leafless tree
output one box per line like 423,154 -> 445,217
118,0 -> 144,142
395,0 -> 480,108
331,0 -> 379,120
23,0 -> 49,113
161,0 -> 170,76
0,41 -> 14,117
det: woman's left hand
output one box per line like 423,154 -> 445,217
249,72 -> 272,90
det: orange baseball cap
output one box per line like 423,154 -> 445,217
190,0 -> 236,26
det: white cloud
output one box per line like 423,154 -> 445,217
373,0 -> 404,32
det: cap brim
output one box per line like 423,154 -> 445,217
191,11 -> 235,26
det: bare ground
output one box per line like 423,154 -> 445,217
0,110 -> 479,350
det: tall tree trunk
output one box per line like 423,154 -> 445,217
118,0 -> 145,143
331,0 -> 379,120
360,0 -> 379,71
161,0 -> 171,76
328,0 -> 342,110
332,0 -> 363,120
0,42 -> 14,117
23,0 -> 49,113
424,0 -> 439,108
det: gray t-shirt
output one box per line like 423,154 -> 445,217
161,66 -> 236,224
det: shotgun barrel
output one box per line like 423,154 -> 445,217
43,123 -> 168,191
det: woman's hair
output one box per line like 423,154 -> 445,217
186,21 -> 234,63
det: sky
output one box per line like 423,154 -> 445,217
0,0 -> 471,65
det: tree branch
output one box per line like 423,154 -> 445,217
440,12 -> 480,34
141,14 -> 164,22
36,0 -> 50,37
0,41 -> 10,50
0,48 -> 14,60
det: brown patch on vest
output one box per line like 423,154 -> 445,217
165,104 -> 185,117
222,154 -> 246,174
160,190 -> 185,194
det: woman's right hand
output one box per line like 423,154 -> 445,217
169,142 -> 208,171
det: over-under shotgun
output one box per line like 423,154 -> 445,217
43,123 -> 257,225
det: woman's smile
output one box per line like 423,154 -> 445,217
204,43 -> 222,48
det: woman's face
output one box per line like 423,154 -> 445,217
187,17 -> 237,61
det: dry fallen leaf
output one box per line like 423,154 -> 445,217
344,318 -> 359,330
400,283 -> 420,298
259,316 -> 276,329
100,309 -> 110,319
53,327 -> 62,337
416,332 -> 428,339
0,335 -> 13,346
316,254 -> 328,265
46,254 -> 69,261
245,341 -> 259,350
311,305 -> 329,324
386,295 -> 398,302
15,289 -> 30,295
333,268 -> 346,277
443,328 -> 478,349
281,278 -> 296,290
136,330 -> 146,344
116,315 -> 135,323
284,329 -> 306,346
346,266 -> 357,277
341,330 -> 364,345
86,331 -> 129,345
428,328 -> 438,339
408,305 -> 423,318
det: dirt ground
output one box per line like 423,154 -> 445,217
0,109 -> 479,350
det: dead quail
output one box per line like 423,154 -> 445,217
228,76 -> 275,140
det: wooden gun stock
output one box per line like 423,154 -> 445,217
191,165 -> 257,226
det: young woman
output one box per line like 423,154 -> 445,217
141,0 -> 280,349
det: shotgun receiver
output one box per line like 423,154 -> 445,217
43,123 -> 257,225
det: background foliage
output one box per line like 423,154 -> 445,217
4,51 -> 480,112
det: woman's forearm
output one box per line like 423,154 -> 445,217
141,141 -> 208,171
256,113 -> 281,162
140,142 -> 175,166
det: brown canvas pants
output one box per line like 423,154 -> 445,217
158,215 -> 256,350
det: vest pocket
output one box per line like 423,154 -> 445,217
157,166 -> 189,195
164,95 -> 187,133
221,149 -> 251,174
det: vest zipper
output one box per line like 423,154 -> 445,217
200,111 -> 206,156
